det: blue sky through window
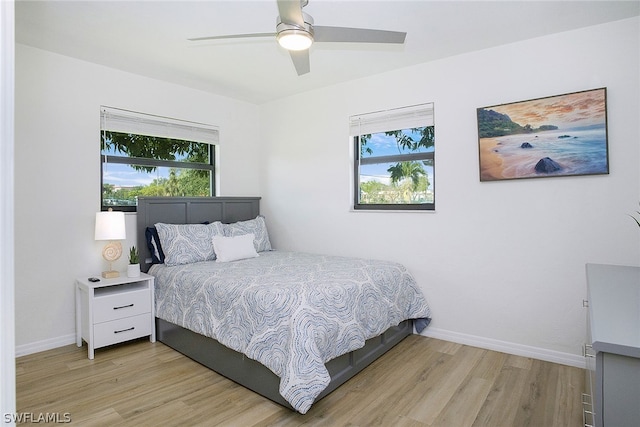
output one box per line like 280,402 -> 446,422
361,129 -> 434,157
359,128 -> 434,188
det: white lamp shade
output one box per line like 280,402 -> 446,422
94,211 -> 126,241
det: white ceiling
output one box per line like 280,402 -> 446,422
15,0 -> 640,104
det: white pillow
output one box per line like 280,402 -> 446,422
212,233 -> 259,262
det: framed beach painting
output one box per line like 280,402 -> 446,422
477,88 -> 608,182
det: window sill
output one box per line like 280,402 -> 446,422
349,207 -> 436,213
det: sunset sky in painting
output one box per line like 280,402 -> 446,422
486,89 -> 606,129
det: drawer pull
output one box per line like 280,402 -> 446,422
114,327 -> 135,334
113,304 -> 134,310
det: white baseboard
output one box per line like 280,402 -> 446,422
421,327 -> 586,369
15,334 -> 76,358
17,329 -> 586,369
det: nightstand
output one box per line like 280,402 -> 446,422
75,273 -> 155,359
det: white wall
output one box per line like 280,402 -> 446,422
1,0 -> 16,422
14,45 -> 262,351
259,17 -> 640,366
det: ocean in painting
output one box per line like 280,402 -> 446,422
486,124 -> 608,179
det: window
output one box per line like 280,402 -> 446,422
100,107 -> 218,211
351,103 -> 435,211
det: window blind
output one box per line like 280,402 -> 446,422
100,106 -> 219,145
349,103 -> 434,136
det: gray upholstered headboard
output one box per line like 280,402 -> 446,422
137,196 -> 261,272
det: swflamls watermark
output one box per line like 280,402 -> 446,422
3,412 -> 71,424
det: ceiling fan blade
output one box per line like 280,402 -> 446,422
289,50 -> 310,75
314,26 -> 406,44
188,33 -> 275,42
277,0 -> 305,26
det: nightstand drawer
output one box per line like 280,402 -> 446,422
93,314 -> 152,348
93,288 -> 151,323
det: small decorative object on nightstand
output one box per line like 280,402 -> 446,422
127,246 -> 140,278
75,273 -> 155,359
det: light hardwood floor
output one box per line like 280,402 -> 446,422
16,335 -> 585,426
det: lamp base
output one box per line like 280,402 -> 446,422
101,270 -> 120,279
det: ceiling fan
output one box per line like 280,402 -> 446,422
188,0 -> 407,76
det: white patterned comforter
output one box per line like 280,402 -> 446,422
150,251 -> 431,414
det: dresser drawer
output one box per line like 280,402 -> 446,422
93,288 -> 151,323
93,313 -> 152,348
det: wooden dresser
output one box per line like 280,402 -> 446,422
584,263 -> 640,427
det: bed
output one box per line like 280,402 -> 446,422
137,196 -> 431,414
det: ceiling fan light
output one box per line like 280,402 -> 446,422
277,30 -> 313,51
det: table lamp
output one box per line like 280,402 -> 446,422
95,208 -> 126,278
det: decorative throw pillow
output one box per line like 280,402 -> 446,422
155,221 -> 225,266
223,215 -> 272,252
145,226 -> 165,264
212,234 -> 259,262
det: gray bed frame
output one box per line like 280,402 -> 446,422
137,196 -> 413,411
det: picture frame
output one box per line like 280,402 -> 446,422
477,88 -> 608,182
